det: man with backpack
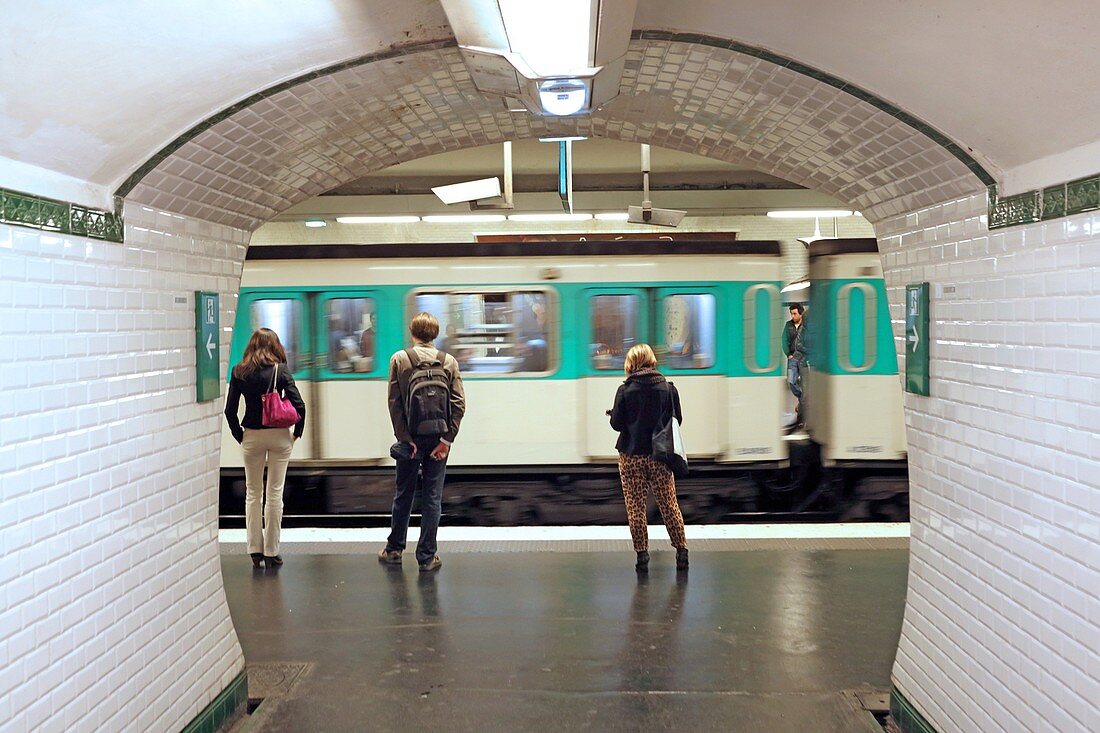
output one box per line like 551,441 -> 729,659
379,312 -> 466,572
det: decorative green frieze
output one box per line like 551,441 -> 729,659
180,670 -> 248,733
989,172 -> 1100,230
0,187 -> 124,243
890,686 -> 940,733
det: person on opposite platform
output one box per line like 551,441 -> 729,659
782,303 -> 808,428
378,312 -> 466,572
224,328 -> 306,569
608,344 -> 688,573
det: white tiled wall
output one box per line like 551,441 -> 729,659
0,203 -> 247,732
878,193 -> 1100,733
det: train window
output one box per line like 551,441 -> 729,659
325,298 -> 377,373
589,294 -> 640,371
412,289 -> 554,375
249,299 -> 304,373
659,293 -> 716,369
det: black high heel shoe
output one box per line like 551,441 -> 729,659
250,553 -> 263,569
635,551 -> 650,572
263,555 -> 284,569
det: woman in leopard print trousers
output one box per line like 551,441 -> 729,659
609,344 -> 688,572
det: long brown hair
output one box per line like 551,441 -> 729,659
233,328 -> 287,378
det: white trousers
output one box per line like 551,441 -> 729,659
241,428 -> 295,556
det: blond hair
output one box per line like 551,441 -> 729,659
624,343 -> 657,375
409,312 -> 440,343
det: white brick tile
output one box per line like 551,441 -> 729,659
1,213 -> 245,733
886,193 -> 1099,733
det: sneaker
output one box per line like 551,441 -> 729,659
675,547 -> 689,570
635,551 -> 650,572
377,548 -> 402,565
418,556 -> 442,572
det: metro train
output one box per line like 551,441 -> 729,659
219,239 -> 908,526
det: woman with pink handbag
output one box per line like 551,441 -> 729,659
224,328 -> 306,569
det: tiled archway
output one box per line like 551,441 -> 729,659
122,37 -> 990,230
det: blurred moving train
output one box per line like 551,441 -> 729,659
220,239 -> 908,526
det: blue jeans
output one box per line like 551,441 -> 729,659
787,357 -> 805,400
386,437 -> 447,565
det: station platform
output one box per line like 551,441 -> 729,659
221,526 -> 908,732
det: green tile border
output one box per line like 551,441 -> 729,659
113,31 -> 998,201
988,172 -> 1100,230
890,685 -> 940,733
180,670 -> 248,733
0,187 -> 124,243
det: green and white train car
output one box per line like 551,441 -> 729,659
222,241 -> 790,469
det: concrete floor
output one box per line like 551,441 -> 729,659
222,548 -> 907,732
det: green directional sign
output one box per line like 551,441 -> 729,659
195,291 -> 221,402
905,283 -> 930,395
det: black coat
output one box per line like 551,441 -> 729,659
224,363 -> 306,443
609,370 -> 683,456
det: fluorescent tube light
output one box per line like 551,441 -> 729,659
766,209 -> 853,218
421,214 -> 508,224
304,218 -> 327,228
335,215 -> 420,224
499,0 -> 593,77
431,177 -> 502,205
538,136 -> 588,143
594,212 -> 630,221
507,213 -> 593,222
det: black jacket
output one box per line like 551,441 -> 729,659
782,319 -> 806,358
224,363 -> 306,443
609,369 -> 683,456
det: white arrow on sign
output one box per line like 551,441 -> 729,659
206,333 -> 216,359
908,324 -> 920,352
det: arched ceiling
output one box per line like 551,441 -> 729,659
3,0 -> 1099,211
123,39 -> 983,229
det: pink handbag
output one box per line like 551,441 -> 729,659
262,363 -> 300,428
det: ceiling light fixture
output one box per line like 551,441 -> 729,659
431,177 -> 503,205
335,215 -> 421,224
781,276 -> 811,294
594,212 -> 630,221
766,209 -> 853,218
538,136 -> 588,143
440,0 -> 637,117
507,213 -> 592,222
304,218 -> 327,228
421,214 -> 508,224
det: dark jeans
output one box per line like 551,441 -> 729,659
386,437 -> 447,565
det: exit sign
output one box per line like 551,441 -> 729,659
195,291 -> 221,402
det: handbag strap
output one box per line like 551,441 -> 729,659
268,363 -> 279,394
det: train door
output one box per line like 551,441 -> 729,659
222,291 -> 315,464
723,282 -> 786,463
580,288 -> 650,459
313,291 -> 389,461
653,287 -> 726,457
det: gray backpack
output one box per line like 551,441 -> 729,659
404,348 -> 451,437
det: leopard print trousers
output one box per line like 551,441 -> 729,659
618,452 -> 687,552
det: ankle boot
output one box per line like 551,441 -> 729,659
676,547 -> 689,569
635,551 -> 650,572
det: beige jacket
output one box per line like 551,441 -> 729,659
387,343 -> 466,444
